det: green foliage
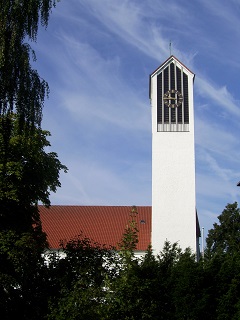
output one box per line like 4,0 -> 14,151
0,0 -> 58,44
171,250 -> 209,319
206,202 -> 240,256
0,230 -> 50,319
118,205 -> 139,264
215,253 -> 240,320
47,233 -> 117,320
0,1 -> 66,234
0,115 -> 67,206
0,0 -> 59,128
106,246 -> 167,320
0,115 -> 67,232
203,202 -> 240,319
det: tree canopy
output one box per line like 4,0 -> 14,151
0,1 -> 66,234
0,0 -> 59,128
0,115 -> 67,232
206,202 -> 240,256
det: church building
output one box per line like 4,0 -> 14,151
40,56 -> 200,256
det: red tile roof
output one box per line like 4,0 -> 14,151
39,205 -> 152,251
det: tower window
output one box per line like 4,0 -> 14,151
157,61 -> 190,132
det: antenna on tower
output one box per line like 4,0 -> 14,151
169,41 -> 172,56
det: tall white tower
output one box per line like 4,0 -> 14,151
150,55 -> 199,254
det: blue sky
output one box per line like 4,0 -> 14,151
32,0 -> 240,239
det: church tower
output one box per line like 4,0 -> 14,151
150,55 -> 198,254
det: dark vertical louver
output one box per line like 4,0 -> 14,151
183,73 -> 189,124
170,63 -> 175,89
157,73 -> 162,123
164,67 -> 169,122
177,67 -> 183,123
170,63 -> 176,122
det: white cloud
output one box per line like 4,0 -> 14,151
201,0 -> 240,29
49,156 -> 151,206
195,118 -> 240,160
196,77 -> 240,118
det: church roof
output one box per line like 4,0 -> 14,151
150,55 -> 195,77
39,205 -> 152,251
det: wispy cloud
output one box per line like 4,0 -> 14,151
195,118 -> 240,160
196,76 -> 240,119
50,156 -> 151,206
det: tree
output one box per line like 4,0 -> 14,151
47,234 -> 117,320
105,246 -> 172,320
0,230 -> 52,319
0,115 -> 67,233
0,3 -> 66,317
0,114 -> 67,317
170,249 -> 211,320
117,205 -> 139,265
203,202 -> 240,319
0,1 -> 66,234
0,0 -> 59,128
206,202 -> 240,256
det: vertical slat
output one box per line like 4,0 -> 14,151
164,67 -> 169,123
181,67 -> 184,125
183,72 -> 189,124
177,66 -> 182,124
157,73 -> 162,126
170,62 -> 176,124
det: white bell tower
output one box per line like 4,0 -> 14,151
150,55 -> 199,254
